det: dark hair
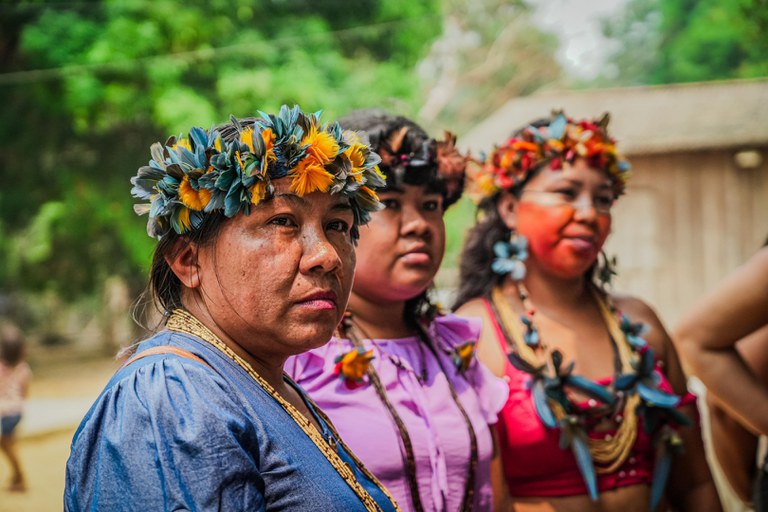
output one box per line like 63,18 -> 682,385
339,109 -> 441,327
133,211 -> 229,329
0,322 -> 25,366
338,109 -> 464,209
453,194 -> 511,309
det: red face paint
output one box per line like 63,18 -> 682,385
516,201 -> 611,279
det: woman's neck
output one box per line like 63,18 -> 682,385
346,292 -> 413,340
180,300 -> 287,390
506,266 -> 591,313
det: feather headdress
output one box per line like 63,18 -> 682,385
131,105 -> 385,238
469,111 -> 631,200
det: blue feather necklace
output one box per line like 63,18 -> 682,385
489,283 -> 687,506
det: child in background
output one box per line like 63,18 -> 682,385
0,322 -> 31,492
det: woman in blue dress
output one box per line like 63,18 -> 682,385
64,106 -> 400,512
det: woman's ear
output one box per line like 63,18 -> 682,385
165,238 -> 201,289
496,191 -> 518,230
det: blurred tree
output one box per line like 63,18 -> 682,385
0,0 -> 441,299
417,0 -> 562,133
599,0 -> 768,85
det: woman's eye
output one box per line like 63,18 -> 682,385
423,199 -> 442,212
269,215 -> 297,227
595,195 -> 615,209
381,199 -> 400,210
554,188 -> 578,200
327,220 -> 351,233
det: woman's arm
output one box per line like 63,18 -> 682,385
707,394 -> 758,503
618,297 -> 722,512
674,247 -> 768,436
707,326 -> 768,502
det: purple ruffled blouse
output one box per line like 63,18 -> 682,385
286,314 -> 508,512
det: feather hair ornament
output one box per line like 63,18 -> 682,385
131,105 -> 385,239
468,110 -> 631,201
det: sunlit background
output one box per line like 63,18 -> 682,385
1,0 -> 766,509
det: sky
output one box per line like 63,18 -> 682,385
531,0 -> 631,79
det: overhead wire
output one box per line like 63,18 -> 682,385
0,13 -> 442,86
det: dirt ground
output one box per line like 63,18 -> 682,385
0,356 -> 119,512
0,428 -> 77,512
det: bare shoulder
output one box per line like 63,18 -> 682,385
610,292 -> 662,325
610,292 -> 670,355
454,297 -> 507,377
454,297 -> 489,319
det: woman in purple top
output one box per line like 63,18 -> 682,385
287,110 -> 508,512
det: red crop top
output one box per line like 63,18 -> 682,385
482,299 -> 692,498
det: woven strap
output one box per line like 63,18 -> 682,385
123,345 -> 210,368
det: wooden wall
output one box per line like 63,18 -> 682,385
605,147 -> 768,328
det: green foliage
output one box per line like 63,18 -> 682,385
0,0 -> 441,299
443,196 -> 476,269
600,0 -> 768,85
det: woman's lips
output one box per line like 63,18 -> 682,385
561,236 -> 597,253
296,291 -> 337,310
399,250 -> 431,265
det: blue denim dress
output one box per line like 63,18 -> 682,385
64,331 -> 398,512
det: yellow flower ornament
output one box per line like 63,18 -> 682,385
334,346 -> 375,388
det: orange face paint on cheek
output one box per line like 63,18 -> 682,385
516,202 -> 574,255
516,201 -> 611,277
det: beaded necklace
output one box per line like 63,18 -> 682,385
343,314 -> 479,512
166,309 -> 400,512
491,284 -> 641,471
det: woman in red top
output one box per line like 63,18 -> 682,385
454,111 -> 720,511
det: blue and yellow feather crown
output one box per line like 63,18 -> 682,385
131,105 -> 385,238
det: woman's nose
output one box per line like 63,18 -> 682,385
401,205 -> 431,238
300,230 -> 343,274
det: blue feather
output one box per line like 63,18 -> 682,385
507,353 -> 541,374
547,114 -> 567,140
627,334 -> 647,349
148,196 -> 166,218
532,380 -> 557,428
566,375 -> 615,404
136,165 -> 166,181
667,407 -> 692,427
637,382 -> 680,408
224,185 -> 243,217
214,169 -> 236,191
524,329 -> 540,347
640,348 -> 656,374
650,449 -> 672,510
188,126 -> 209,149
614,373 -> 637,391
570,432 -> 599,501
131,179 -> 157,200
